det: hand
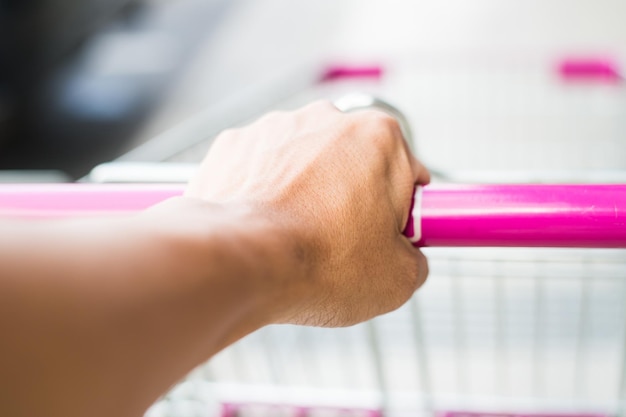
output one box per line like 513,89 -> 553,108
186,101 -> 430,327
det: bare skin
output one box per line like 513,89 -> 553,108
0,101 -> 430,417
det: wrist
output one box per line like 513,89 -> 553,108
139,197 -> 313,328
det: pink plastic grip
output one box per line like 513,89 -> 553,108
1,184 -> 625,248
0,184 -> 183,218
415,184 -> 626,248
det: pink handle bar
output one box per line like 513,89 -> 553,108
0,184 -> 625,248
415,184 -> 626,248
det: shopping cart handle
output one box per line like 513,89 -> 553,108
409,184 -> 626,248
0,184 -> 625,248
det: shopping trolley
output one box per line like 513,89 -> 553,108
1,55 -> 626,417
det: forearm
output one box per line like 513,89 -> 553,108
0,197 -> 305,417
0,101 -> 429,417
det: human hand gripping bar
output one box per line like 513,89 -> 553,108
1,183 -> 625,248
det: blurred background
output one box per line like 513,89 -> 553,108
2,1 -> 626,417
2,0 -> 625,179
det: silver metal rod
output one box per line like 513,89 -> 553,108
410,296 -> 434,415
366,320 -> 391,414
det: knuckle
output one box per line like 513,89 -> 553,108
367,110 -> 401,131
410,250 -> 429,291
211,130 -> 234,149
297,99 -> 341,117
309,99 -> 337,111
217,127 -> 237,139
358,111 -> 401,151
256,110 -> 286,124
398,248 -> 428,294
212,127 -> 243,149
379,248 -> 429,315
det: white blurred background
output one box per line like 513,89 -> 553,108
137,0 -> 626,141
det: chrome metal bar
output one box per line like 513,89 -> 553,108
366,320 -> 390,414
410,296 -> 434,415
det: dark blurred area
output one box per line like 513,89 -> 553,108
0,0 -> 229,179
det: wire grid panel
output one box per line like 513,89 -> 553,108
235,248 -> 626,406
149,248 -> 626,416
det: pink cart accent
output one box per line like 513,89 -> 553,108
1,184 -> 625,248
558,57 -> 622,83
416,184 -> 626,248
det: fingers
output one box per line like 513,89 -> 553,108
302,99 -> 342,114
374,238 -> 429,316
343,108 -> 430,182
259,102 -> 430,189
294,100 -> 343,125
396,237 -> 429,295
410,155 -> 431,185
